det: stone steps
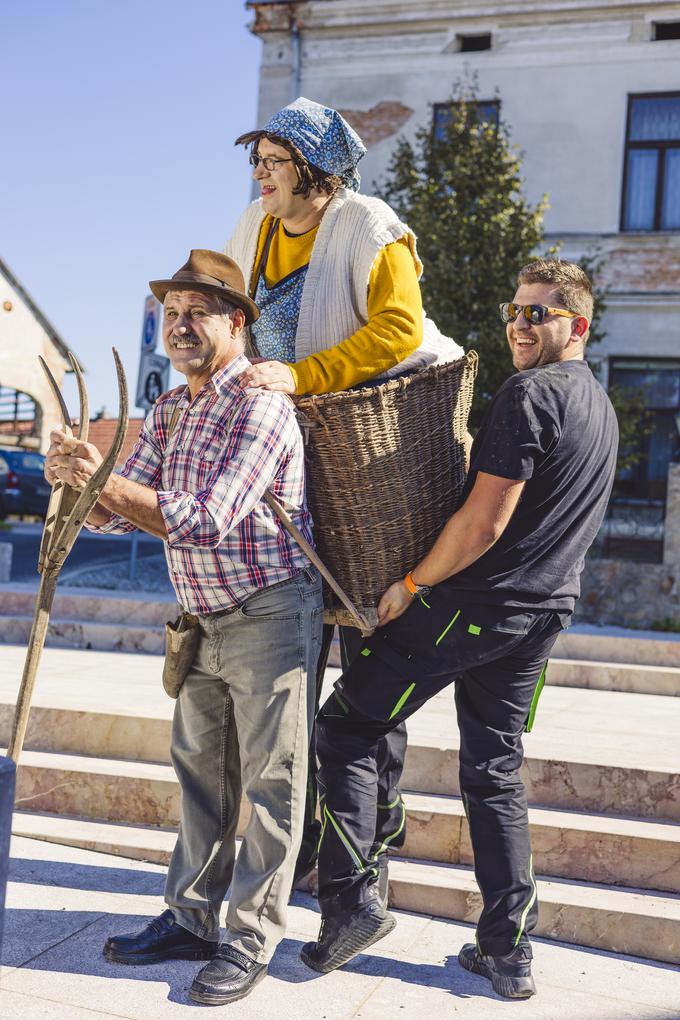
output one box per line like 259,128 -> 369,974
547,658 -> 680,697
10,752 -> 680,894
3,677 -> 679,820
4,693 -> 679,821
0,586 -> 175,655
0,587 -> 176,625
3,586 -> 679,685
0,615 -> 166,654
401,737 -> 680,820
388,858 -> 680,967
402,793 -> 680,894
553,624 -> 680,667
11,811 -> 680,966
3,641 -> 679,965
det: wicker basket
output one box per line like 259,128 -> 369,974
295,351 -> 478,628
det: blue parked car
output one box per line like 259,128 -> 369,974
0,447 -> 51,519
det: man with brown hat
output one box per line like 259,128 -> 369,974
45,250 -> 323,1006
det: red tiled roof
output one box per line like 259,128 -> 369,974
88,417 -> 144,467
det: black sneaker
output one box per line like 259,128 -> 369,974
103,909 -> 216,965
300,899 -> 396,974
458,942 -> 536,999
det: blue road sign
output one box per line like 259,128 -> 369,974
141,294 -> 160,351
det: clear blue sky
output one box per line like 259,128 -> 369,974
2,0 -> 264,417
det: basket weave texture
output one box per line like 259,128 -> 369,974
295,351 -> 478,627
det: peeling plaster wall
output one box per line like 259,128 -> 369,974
0,276 -> 69,452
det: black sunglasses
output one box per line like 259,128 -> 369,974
499,302 -> 579,326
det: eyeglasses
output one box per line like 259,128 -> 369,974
499,303 -> 580,326
249,153 -> 294,172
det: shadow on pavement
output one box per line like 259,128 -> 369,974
2,905 -> 480,1005
8,856 -> 166,896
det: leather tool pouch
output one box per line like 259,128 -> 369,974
163,612 -> 200,699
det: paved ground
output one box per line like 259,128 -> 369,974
1,836 -> 679,1020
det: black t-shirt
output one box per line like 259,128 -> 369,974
449,359 -> 618,612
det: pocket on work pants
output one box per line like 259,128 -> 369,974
335,600 -> 534,726
332,622 -> 482,726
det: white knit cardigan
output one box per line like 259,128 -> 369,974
225,188 -> 463,378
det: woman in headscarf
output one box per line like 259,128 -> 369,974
229,96 -> 461,395
225,96 -> 463,903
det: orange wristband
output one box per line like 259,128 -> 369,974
404,571 -> 418,595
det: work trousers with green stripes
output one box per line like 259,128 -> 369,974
296,623 -> 407,875
315,587 -> 567,955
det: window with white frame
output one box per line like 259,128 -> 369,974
621,93 -> 680,231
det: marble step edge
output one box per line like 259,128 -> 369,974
0,586 -> 177,626
10,811 -> 680,966
547,658 -> 680,697
552,626 -> 680,668
404,791 -> 680,843
0,615 -> 165,653
403,741 -> 680,821
404,792 -> 680,893
7,724 -> 680,823
388,858 -> 680,966
10,758 -> 680,892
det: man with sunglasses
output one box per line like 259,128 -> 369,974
303,258 -> 619,1000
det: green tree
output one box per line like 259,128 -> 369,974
376,79 -> 651,472
375,77 -> 547,425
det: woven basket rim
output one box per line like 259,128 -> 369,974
296,349 -> 478,412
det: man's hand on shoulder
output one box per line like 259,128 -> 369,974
156,384 -> 186,402
238,360 -> 295,394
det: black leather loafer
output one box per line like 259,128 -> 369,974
300,900 -> 396,974
458,942 -> 536,999
190,944 -> 268,1005
103,909 -> 216,965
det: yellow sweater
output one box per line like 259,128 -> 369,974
253,215 -> 423,394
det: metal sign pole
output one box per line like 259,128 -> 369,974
130,294 -> 169,580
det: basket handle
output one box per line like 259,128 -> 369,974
264,492 -> 373,637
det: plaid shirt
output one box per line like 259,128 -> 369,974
88,353 -> 314,613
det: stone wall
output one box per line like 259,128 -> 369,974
576,464 -> 680,630
576,558 -> 679,629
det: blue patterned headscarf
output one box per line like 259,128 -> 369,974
260,97 -> 366,192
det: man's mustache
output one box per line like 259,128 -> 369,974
171,332 -> 200,344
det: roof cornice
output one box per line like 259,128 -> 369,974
247,0 -> 678,33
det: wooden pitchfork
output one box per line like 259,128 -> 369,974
7,349 -> 128,764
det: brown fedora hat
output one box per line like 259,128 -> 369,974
149,250 -> 259,325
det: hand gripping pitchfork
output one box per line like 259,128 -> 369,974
7,349 -> 129,764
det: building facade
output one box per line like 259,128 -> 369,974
248,0 -> 680,561
247,0 -> 680,620
0,257 -> 76,453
